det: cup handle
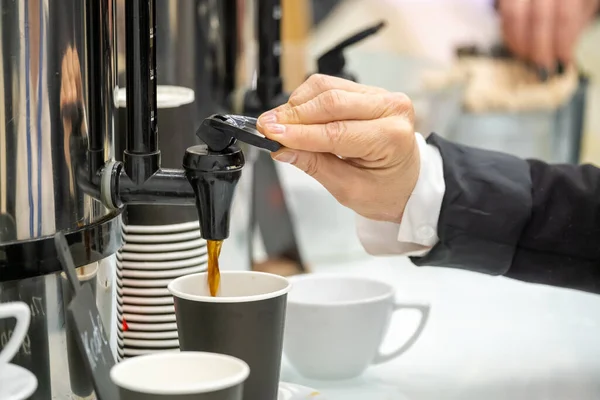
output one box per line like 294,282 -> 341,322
0,302 -> 31,364
372,301 -> 430,365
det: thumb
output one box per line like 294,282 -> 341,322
272,149 -> 357,201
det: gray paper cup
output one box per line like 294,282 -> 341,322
110,352 -> 249,400
168,271 -> 291,400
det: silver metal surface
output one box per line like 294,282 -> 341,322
0,257 -> 116,400
0,0 -> 119,245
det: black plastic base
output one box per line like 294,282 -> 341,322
124,205 -> 198,226
0,211 -> 123,282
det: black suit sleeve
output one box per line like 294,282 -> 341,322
411,134 -> 600,294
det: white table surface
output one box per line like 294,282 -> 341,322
280,255 -> 600,400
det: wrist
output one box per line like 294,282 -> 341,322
396,133 -> 445,247
394,135 -> 421,224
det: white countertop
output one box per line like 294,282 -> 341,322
280,256 -> 600,400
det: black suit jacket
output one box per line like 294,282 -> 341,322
412,134 -> 600,294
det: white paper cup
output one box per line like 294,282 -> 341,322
117,287 -> 171,297
118,321 -> 177,332
110,352 -> 249,400
119,295 -> 173,306
117,264 -> 207,279
117,256 -> 207,270
121,239 -> 206,253
117,248 -> 207,262
122,231 -> 201,244
118,330 -> 178,340
117,337 -> 179,349
116,303 -> 175,315
118,313 -> 176,323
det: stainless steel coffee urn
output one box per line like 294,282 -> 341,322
0,0 -> 386,397
0,0 -> 121,398
0,0 -> 244,398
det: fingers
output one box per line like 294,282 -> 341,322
271,149 -> 363,205
72,49 -> 83,98
555,0 -> 584,65
500,0 -> 531,60
288,74 -> 387,106
64,47 -> 78,103
260,91 -> 412,127
530,0 -> 556,69
261,117 -> 411,159
500,0 -> 593,69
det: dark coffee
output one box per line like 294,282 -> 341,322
207,240 -> 223,296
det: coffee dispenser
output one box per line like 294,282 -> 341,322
0,0 -> 285,396
0,1 -> 120,398
0,0 -> 385,397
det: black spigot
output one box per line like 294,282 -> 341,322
183,115 -> 281,240
316,21 -> 386,82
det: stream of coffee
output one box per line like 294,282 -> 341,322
207,240 -> 223,296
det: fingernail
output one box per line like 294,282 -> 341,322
258,112 -> 277,127
265,123 -> 285,134
274,151 -> 297,164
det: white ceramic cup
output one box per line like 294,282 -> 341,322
0,302 -> 31,365
284,274 -> 431,380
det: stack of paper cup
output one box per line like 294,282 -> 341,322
116,221 -> 207,361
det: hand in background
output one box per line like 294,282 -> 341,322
60,46 -> 84,134
60,45 -> 85,197
257,74 -> 420,224
498,0 -> 600,74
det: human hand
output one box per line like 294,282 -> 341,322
60,45 -> 84,134
257,74 -> 420,224
60,45 -> 85,197
498,0 -> 600,74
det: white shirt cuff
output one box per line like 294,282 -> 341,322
356,132 -> 445,257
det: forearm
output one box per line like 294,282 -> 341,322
420,135 -> 600,293
504,161 -> 600,293
358,133 -> 600,294
411,134 -> 533,276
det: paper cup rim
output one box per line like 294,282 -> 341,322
110,352 -> 249,395
168,271 -> 291,303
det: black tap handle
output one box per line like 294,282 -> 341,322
317,21 -> 386,77
196,114 -> 282,153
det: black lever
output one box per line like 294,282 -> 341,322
196,114 -> 282,153
316,21 -> 386,81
